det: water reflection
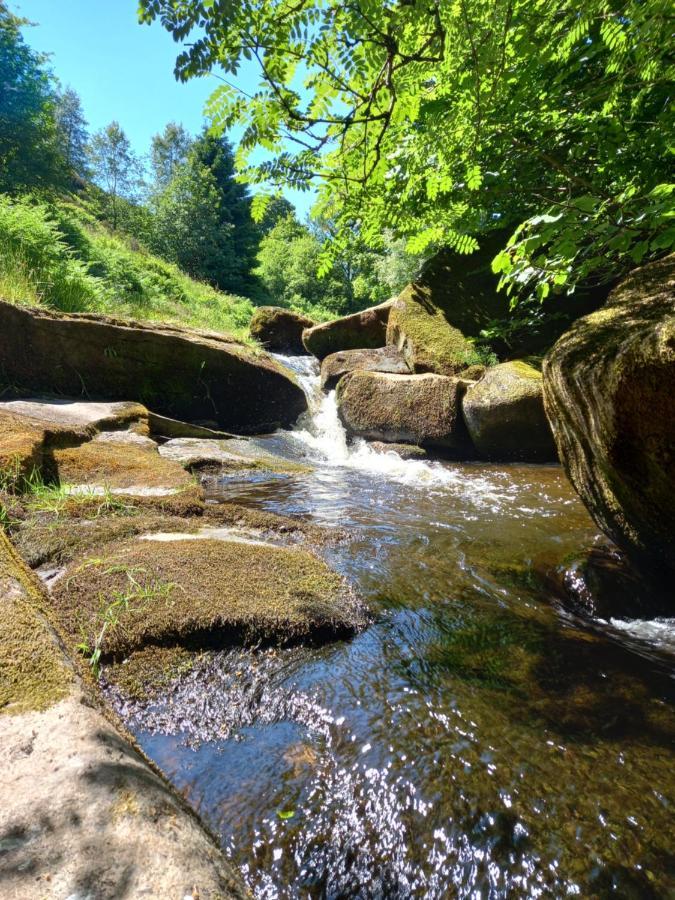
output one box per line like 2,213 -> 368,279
109,357 -> 675,897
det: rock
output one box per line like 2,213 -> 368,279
0,398 -> 149,486
0,300 -> 306,433
0,531 -> 248,899
392,232 -> 606,363
368,441 -> 431,460
336,371 -> 472,451
462,361 -> 557,461
250,306 -> 315,353
51,535 -> 369,656
148,411 -> 235,440
320,346 -> 410,391
158,436 -> 311,475
302,299 -> 394,360
387,284 -> 481,376
543,253 -> 675,580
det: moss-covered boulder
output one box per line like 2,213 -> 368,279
543,254 -> 675,581
0,301 -> 306,433
50,536 -> 368,657
390,233 -> 606,364
302,299 -> 393,360
320,346 -> 410,391
250,306 -> 315,353
337,371 -> 472,452
462,361 -> 557,461
387,284 -> 481,376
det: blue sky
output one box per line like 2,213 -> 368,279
11,0 -> 315,217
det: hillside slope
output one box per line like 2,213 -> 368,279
0,194 -> 256,342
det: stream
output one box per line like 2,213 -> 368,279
114,356 -> 675,898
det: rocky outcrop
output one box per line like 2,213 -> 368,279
398,232 -> 606,361
337,371 -> 471,451
320,346 -> 410,391
387,284 -> 481,376
302,299 -> 393,360
0,300 -> 306,433
543,254 -> 675,579
462,361 -> 557,461
250,305 -> 315,354
0,531 -> 248,899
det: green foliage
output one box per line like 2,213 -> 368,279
141,0 -> 675,303
88,121 -> 143,230
0,194 -> 255,339
150,121 -> 192,188
54,86 -> 89,179
0,4 -> 67,193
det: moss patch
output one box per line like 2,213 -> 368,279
386,284 -> 481,376
250,306 -> 315,353
51,537 -> 368,659
105,645 -> 197,702
0,532 -> 71,715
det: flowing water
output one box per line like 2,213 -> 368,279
113,356 -> 675,898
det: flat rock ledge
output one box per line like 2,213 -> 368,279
0,532 -> 248,900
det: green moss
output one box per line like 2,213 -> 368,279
387,285 -> 482,375
0,532 -> 71,715
50,537 -> 368,659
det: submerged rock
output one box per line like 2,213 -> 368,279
158,436 -> 310,475
51,536 -> 368,657
250,305 -> 315,353
320,346 -> 410,391
0,300 -> 306,433
368,441 -> 431,460
337,371 -> 472,452
462,361 -> 557,461
543,254 -> 675,581
302,299 -> 393,360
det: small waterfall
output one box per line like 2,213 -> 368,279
272,354 -> 471,487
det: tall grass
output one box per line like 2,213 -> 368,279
0,195 -> 256,341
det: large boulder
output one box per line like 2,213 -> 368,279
249,305 -> 315,354
320,346 -> 410,391
336,371 -> 471,452
0,301 -> 306,433
462,361 -> 557,461
302,299 -> 393,360
543,254 -> 675,580
387,232 -> 607,369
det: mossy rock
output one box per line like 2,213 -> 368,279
387,284 -> 480,376
336,371 -> 473,452
250,306 -> 315,354
462,361 -> 557,461
320,346 -> 410,391
543,253 -> 675,582
0,301 -> 306,433
0,532 -> 71,715
302,299 -> 393,360
50,536 -> 369,658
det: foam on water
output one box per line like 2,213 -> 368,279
274,354 -> 498,491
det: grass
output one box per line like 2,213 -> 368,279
0,193 -> 256,342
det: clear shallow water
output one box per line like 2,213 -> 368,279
114,357 -> 675,898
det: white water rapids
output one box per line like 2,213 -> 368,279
273,353 -> 469,488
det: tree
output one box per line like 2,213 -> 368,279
0,4 -> 66,192
140,0 -> 675,305
88,122 -> 141,230
188,131 -> 260,294
255,213 -> 348,314
152,157 -> 237,285
150,121 -> 192,189
54,86 -> 89,178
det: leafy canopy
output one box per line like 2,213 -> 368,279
139,0 -> 674,302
